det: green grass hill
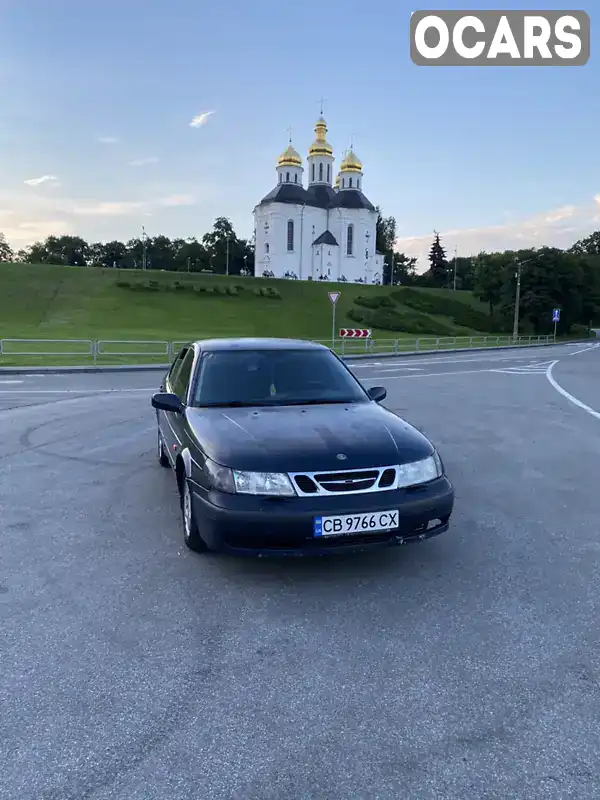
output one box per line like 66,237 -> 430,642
0,262 -> 501,346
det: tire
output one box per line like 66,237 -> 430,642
157,429 -> 170,468
180,476 -> 209,553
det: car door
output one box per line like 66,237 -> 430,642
164,347 -> 196,461
159,347 -> 192,460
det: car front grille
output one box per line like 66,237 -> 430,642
290,465 -> 402,496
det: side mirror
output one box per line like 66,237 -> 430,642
151,392 -> 183,413
367,386 -> 387,403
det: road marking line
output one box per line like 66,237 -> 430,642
568,343 -> 600,356
0,388 -> 154,394
359,366 -> 424,372
381,368 -> 495,379
545,360 -> 600,421
0,380 -> 24,384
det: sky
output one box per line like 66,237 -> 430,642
0,0 -> 598,269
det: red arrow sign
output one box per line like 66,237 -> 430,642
339,328 -> 372,338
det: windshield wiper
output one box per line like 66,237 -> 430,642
281,398 -> 357,406
199,400 -> 279,408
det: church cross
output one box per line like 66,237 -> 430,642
285,124 -> 293,143
317,96 -> 327,115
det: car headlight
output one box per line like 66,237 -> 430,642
204,458 -> 297,496
205,457 -> 236,493
397,453 -> 443,488
233,470 -> 296,497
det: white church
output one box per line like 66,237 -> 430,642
253,114 -> 385,284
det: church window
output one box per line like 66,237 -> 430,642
294,174 -> 298,183
327,164 -> 331,182
357,179 -> 360,190
279,173 -> 282,183
265,242 -> 269,254
342,178 -> 345,188
287,219 -> 294,251
347,224 -> 354,256
319,163 -> 323,182
349,177 -> 353,188
286,171 -> 290,182
311,163 -> 315,182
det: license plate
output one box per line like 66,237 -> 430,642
314,510 -> 399,537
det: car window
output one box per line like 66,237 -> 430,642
166,348 -> 187,391
171,349 -> 195,401
190,348 -> 368,407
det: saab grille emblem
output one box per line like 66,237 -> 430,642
336,453 -> 347,461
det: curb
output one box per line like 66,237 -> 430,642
0,341 -> 587,375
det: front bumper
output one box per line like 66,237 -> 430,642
191,476 -> 455,556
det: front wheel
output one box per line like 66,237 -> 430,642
181,477 -> 209,553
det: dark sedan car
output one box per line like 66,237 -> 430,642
151,338 -> 454,556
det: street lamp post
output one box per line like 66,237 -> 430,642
226,236 -> 230,276
141,226 -> 147,271
512,257 -> 532,339
453,246 -> 458,291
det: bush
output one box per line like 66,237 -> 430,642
172,281 -> 188,291
115,280 -> 131,288
253,286 -> 281,299
570,323 -> 592,338
348,308 -> 368,323
392,288 -> 506,333
349,305 -> 460,336
354,295 -> 395,310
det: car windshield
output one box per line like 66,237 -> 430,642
191,348 -> 369,407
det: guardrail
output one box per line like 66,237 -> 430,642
0,333 -> 560,366
315,333 -> 556,355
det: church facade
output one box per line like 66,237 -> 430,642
253,115 -> 384,284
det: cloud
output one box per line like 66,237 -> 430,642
128,156 -> 159,167
158,194 -> 197,207
68,194 -> 197,217
97,136 -> 118,144
396,198 -> 600,268
189,111 -> 215,128
24,175 -> 59,187
3,220 -> 73,244
71,201 -> 147,217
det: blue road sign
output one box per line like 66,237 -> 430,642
552,308 -> 560,323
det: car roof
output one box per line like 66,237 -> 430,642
190,338 -> 329,352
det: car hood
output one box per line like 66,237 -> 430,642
185,402 -> 434,472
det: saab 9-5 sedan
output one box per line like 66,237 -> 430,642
151,338 -> 454,556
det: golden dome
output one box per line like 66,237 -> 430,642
340,148 -> 363,173
278,144 -> 302,168
308,116 -> 333,158
334,173 -> 340,189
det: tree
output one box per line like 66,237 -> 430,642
89,240 -> 128,268
427,231 -> 449,287
171,237 -> 210,273
569,230 -> 600,256
383,252 -> 417,285
0,232 -> 13,262
473,251 -> 505,316
375,208 -> 397,254
454,256 -> 476,291
202,216 -> 237,274
375,208 -> 398,285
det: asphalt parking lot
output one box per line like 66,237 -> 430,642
1,342 -> 599,800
